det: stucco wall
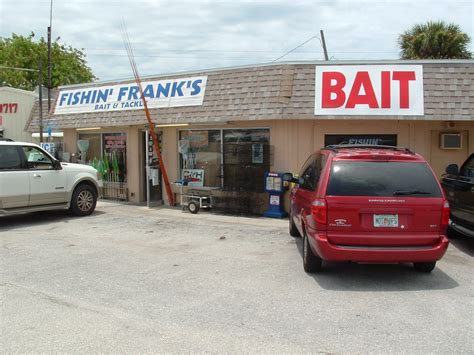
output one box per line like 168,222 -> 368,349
63,118 -> 472,206
0,87 -> 35,142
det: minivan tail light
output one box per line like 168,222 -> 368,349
311,199 -> 327,225
441,200 -> 450,227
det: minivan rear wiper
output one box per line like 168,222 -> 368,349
393,190 -> 431,196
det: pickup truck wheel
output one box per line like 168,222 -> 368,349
413,262 -> 436,273
70,184 -> 97,216
303,230 -> 322,273
289,210 -> 301,237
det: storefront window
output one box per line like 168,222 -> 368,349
78,133 -> 101,163
223,129 -> 270,192
102,133 -> 127,182
78,132 -> 127,183
179,128 -> 270,191
179,130 -> 221,187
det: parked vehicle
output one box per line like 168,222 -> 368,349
284,145 -> 449,273
0,141 -> 101,216
441,154 -> 474,238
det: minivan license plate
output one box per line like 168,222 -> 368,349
373,214 -> 398,228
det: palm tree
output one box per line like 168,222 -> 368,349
399,21 -> 471,59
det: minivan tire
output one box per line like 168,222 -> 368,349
413,262 -> 436,273
289,211 -> 301,237
303,230 -> 323,273
70,184 -> 97,216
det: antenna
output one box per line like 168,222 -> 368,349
121,22 -> 175,206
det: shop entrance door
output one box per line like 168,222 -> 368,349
143,130 -> 163,207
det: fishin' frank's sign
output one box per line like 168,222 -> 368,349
54,76 -> 207,115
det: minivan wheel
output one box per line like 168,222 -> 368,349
303,231 -> 322,273
70,184 -> 97,216
413,262 -> 436,273
289,211 -> 301,237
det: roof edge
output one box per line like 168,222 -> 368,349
58,59 -> 474,90
0,86 -> 35,96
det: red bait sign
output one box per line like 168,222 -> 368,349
314,65 -> 424,116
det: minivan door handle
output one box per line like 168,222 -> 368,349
33,173 -> 42,178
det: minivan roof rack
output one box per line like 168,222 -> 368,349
324,144 -> 414,154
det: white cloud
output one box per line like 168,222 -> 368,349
1,0 -> 472,82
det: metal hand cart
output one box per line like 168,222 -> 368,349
173,179 -> 212,214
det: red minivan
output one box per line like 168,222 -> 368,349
285,145 -> 449,273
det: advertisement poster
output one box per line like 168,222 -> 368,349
270,195 -> 280,205
252,143 -> 264,164
182,169 -> 205,187
187,131 -> 209,148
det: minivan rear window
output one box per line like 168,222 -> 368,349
326,161 -> 442,197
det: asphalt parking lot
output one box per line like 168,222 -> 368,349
1,201 -> 473,353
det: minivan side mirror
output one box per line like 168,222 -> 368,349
445,164 -> 459,176
282,172 -> 294,182
282,172 -> 303,185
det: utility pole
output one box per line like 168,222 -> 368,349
47,0 -> 53,111
47,27 -> 51,111
38,60 -> 43,143
320,29 -> 329,61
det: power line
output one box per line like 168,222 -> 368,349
0,65 -> 38,72
82,48 -> 400,54
272,34 -> 322,62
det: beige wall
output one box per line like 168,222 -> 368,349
0,88 -> 35,142
126,127 -> 142,203
271,119 -> 473,177
64,119 -> 473,206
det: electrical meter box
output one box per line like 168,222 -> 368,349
263,172 -> 288,218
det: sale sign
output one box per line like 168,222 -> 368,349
315,65 -> 424,115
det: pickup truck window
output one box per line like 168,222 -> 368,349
460,155 -> 474,178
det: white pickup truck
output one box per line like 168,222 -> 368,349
0,140 -> 101,216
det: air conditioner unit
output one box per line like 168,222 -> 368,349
440,133 -> 462,150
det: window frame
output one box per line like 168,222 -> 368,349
178,127 -> 271,190
22,145 -> 55,170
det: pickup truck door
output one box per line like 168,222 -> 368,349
456,155 -> 474,226
442,154 -> 474,229
0,145 -> 29,209
22,146 -> 68,206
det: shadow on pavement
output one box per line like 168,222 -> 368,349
0,210 -> 105,231
447,229 -> 474,257
293,236 -> 459,292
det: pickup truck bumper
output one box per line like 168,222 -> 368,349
449,220 -> 474,238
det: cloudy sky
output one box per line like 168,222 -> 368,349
1,0 -> 472,82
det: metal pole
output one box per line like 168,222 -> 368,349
47,26 -> 52,112
38,60 -> 43,143
145,131 -> 150,207
320,29 -> 329,61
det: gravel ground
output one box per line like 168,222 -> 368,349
1,201 -> 473,353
